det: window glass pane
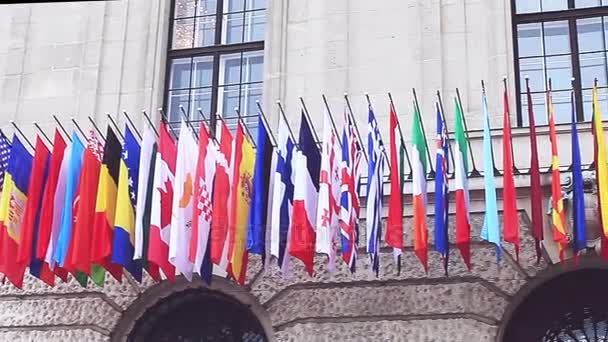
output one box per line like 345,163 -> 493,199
577,17 -> 605,53
170,58 -> 192,89
247,0 -> 266,11
240,83 -> 262,117
546,55 -> 572,90
173,18 -> 195,49
519,57 -> 545,92
192,56 -> 214,88
245,10 -> 266,42
551,90 -> 571,123
220,85 -> 241,117
521,92 -> 548,126
516,0 -> 540,13
242,52 -> 264,83
190,88 -> 213,119
518,23 -> 543,58
194,16 -> 217,47
220,53 -> 243,85
543,21 -> 570,55
580,52 -> 607,88
576,0 -> 601,7
175,0 -> 196,18
582,88 -> 608,120
541,0 -> 568,11
223,12 -> 244,44
197,0 -> 217,16
226,0 -> 245,13
168,90 -> 190,122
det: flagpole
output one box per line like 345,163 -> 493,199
276,100 -> 297,145
88,116 -> 106,142
364,93 -> 391,168
321,94 -> 343,147
481,80 -> 501,177
455,88 -> 481,177
255,100 -> 277,147
387,92 -> 414,179
33,121 -> 53,147
235,107 -> 256,148
142,110 -> 159,137
435,91 -> 456,174
158,108 -> 179,139
178,105 -> 198,140
412,88 -> 435,177
123,110 -> 142,140
70,117 -> 87,142
10,121 -> 34,150
502,77 -> 521,175
52,114 -> 72,142
343,93 -> 369,164
299,96 -> 321,145
107,113 -> 125,141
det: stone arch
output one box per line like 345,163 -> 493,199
497,257 -> 608,341
110,276 -> 274,341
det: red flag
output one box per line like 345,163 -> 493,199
502,86 -> 520,261
386,105 -> 404,262
68,133 -> 103,275
548,90 -> 568,259
526,83 -> 544,263
17,137 -> 54,286
148,122 -> 177,282
210,121 -> 233,269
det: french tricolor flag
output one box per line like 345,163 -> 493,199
289,111 -> 321,276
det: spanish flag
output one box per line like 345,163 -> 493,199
0,135 -> 33,288
592,85 -> 608,245
547,89 -> 568,257
228,122 -> 255,285
91,127 -> 123,283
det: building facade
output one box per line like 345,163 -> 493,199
0,0 -> 607,341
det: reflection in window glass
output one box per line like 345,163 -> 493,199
247,0 -> 266,11
192,56 -> 214,87
516,0 -> 540,13
576,0 -> 602,8
518,23 -> 543,57
173,18 -> 195,49
168,89 -> 190,121
546,55 -> 572,90
543,21 -> 570,55
578,17 -> 604,53
521,92 -> 548,126
224,12 -> 245,44
175,0 -> 196,18
246,10 -> 266,42
197,0 -> 217,16
580,52 -> 607,87
227,0 -> 245,13
170,58 -> 193,89
190,88 -> 213,118
582,88 -> 608,119
519,57 -> 545,92
195,16 -> 217,47
541,0 -> 568,11
550,90 -> 572,123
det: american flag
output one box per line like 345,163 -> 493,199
0,130 -> 11,193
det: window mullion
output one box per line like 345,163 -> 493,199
210,52 -> 221,136
569,18 -> 586,121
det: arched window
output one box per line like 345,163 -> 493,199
127,289 -> 268,342
501,268 -> 608,341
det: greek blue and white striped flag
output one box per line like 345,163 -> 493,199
366,106 -> 386,275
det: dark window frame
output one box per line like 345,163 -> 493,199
164,0 -> 265,135
512,0 -> 608,126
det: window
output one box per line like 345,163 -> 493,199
512,0 -> 608,126
165,0 -> 266,134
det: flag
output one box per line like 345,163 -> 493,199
526,81 -> 544,263
210,120 -> 233,272
91,127 -> 123,283
54,133 -> 85,270
454,98 -> 471,270
411,102 -> 429,272
133,125 -> 160,281
386,104 -> 405,270
247,117 -> 273,258
434,103 -> 449,275
149,122 -> 177,282
227,122 -> 255,284
264,152 -> 278,265
16,137 -> 53,286
190,123 -> 215,283
571,92 -> 587,257
0,136 -> 33,287
316,109 -> 341,271
0,131 -> 10,193
270,115 -> 295,274
37,130 -> 68,282
69,131 -> 104,284
112,125 -> 143,282
366,107 -> 386,275
547,89 -> 568,259
592,85 -> 608,251
339,112 -> 362,273
168,121 -> 198,281
502,86 -> 520,261
480,89 -> 501,263
290,112 -> 322,276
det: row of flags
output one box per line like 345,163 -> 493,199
0,82 -> 607,289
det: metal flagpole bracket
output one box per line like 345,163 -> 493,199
52,114 -> 72,142
10,120 -> 34,150
255,100 -> 277,147
343,93 -> 369,164
33,121 -> 53,147
142,110 -> 159,137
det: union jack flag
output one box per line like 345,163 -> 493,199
0,130 -> 11,193
339,111 -> 362,273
